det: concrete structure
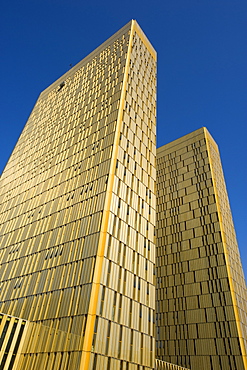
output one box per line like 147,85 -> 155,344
156,127 -> 247,370
0,20 -> 157,370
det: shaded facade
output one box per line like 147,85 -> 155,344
0,313 -> 28,370
156,127 -> 247,370
0,20 -> 156,370
155,359 -> 189,370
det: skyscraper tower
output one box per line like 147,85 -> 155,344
156,127 -> 247,370
0,20 -> 156,370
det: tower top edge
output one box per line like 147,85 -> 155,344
39,20 -> 156,98
131,20 -> 157,60
157,126 -> 219,156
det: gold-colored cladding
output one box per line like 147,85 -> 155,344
156,127 -> 247,370
0,313 -> 28,370
79,21 -> 135,370
0,20 -> 156,369
81,19 -> 156,369
205,128 -> 247,370
155,358 -> 190,370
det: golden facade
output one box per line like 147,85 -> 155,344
156,127 -> 247,370
155,359 -> 189,370
0,313 -> 28,370
0,20 -> 156,369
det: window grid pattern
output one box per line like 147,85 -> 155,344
155,358 -> 189,370
156,128 -> 247,370
0,313 -> 27,370
90,27 -> 156,370
206,133 -> 247,366
0,21 -> 157,370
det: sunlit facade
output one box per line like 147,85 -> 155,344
156,127 -> 247,370
1,20 -> 247,370
0,20 -> 157,370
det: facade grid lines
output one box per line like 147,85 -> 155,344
0,21 -> 247,370
0,20 -> 157,370
156,127 -> 247,370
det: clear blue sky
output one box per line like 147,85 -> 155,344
1,0 -> 247,277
